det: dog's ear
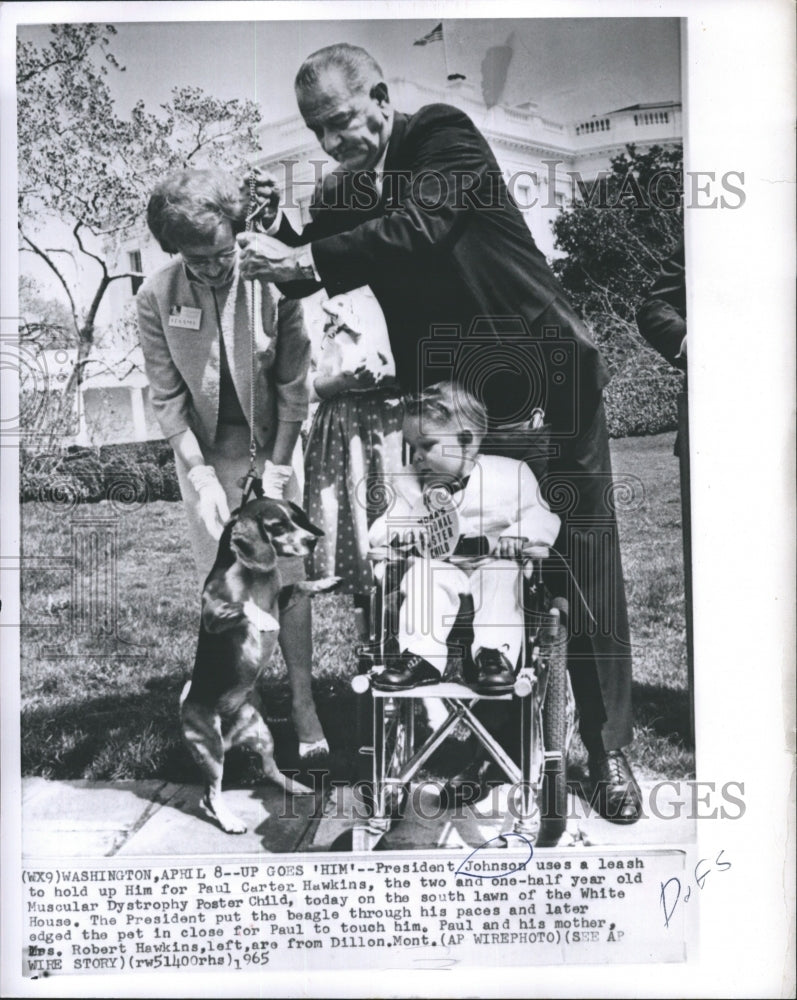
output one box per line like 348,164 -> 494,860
287,501 -> 324,536
210,514 -> 238,570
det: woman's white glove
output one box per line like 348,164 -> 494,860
187,464 -> 230,541
261,460 -> 293,499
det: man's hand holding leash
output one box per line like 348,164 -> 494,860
241,167 -> 281,229
237,232 -> 316,283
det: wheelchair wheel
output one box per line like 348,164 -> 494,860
541,598 -> 569,834
368,697 -> 410,822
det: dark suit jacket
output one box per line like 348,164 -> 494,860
636,240 -> 687,371
278,103 -> 609,430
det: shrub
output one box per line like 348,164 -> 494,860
20,441 -> 181,504
604,348 -> 682,438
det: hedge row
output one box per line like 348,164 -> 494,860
21,441 -> 181,506
21,357 -> 683,504
603,353 -> 682,438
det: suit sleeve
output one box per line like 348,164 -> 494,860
311,106 -> 500,296
271,205 -> 328,300
508,462 -> 561,546
636,241 -> 687,371
272,291 -> 311,422
136,286 -> 192,440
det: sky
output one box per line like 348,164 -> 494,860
19,16 -> 681,125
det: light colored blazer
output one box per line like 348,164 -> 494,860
136,257 -> 310,448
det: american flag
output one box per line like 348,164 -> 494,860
414,23 -> 443,46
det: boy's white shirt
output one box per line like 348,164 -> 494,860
368,453 -> 560,552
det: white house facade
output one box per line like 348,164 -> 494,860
49,81 -> 683,446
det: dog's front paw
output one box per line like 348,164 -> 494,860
216,600 -> 246,623
219,814 -> 247,835
202,598 -> 247,632
201,794 -> 247,834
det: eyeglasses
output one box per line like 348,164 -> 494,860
181,247 -> 237,268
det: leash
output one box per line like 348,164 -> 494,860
546,546 -> 598,627
238,170 -> 260,508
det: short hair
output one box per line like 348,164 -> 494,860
146,169 -> 248,254
295,43 -> 383,99
404,382 -> 489,438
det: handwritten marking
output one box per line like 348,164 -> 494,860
660,849 -> 731,927
455,833 -> 534,879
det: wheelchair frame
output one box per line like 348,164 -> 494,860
350,542 -> 574,852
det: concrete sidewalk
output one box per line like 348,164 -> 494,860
22,776 -> 694,857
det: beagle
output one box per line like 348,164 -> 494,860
180,496 -> 338,833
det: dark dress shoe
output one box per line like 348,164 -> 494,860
589,749 -> 642,824
470,647 -> 515,695
438,752 -> 498,809
372,653 -> 442,691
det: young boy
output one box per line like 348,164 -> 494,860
368,382 -> 560,693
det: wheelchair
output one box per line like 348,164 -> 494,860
349,538 -> 576,852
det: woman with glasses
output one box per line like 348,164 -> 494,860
136,168 -> 329,762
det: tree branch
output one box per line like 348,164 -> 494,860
43,247 -> 76,260
183,124 -> 249,163
107,271 -> 143,283
17,44 -> 91,85
18,229 -> 80,338
72,221 -> 109,277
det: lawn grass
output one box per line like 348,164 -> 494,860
19,432 -> 693,785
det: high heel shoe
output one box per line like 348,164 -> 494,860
298,737 -> 330,761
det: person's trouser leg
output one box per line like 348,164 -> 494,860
398,557 -> 469,730
547,400 -> 633,752
398,557 -> 468,670
469,559 -> 525,667
280,594 -> 325,744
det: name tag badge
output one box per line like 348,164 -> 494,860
168,305 -> 202,330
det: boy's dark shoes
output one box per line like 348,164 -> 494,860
470,647 -> 515,694
588,749 -> 642,824
371,652 -> 441,691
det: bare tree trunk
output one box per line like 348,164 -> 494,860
56,273 -> 110,447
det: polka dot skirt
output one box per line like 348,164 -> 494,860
304,392 -> 404,593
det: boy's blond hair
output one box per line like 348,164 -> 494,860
404,381 -> 488,441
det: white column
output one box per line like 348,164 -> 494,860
129,386 -> 147,442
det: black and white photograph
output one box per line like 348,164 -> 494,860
1,1 -> 793,997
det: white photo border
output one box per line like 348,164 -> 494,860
1,1 -> 794,997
